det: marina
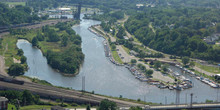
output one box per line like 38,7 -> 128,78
175,64 -> 219,88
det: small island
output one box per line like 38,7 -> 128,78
11,21 -> 84,76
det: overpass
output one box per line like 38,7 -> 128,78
120,103 -> 220,110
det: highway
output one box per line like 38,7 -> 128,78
0,80 -> 144,107
120,103 -> 220,110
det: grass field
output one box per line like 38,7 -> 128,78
20,105 -> 51,110
111,50 -> 123,64
4,2 -> 25,6
122,45 -> 130,54
8,104 -> 17,110
0,35 -> 19,67
195,62 -> 220,74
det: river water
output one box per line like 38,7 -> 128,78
17,18 -> 220,104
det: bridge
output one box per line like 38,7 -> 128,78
120,103 -> 220,110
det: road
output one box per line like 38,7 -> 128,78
0,80 -> 144,107
120,103 -> 220,110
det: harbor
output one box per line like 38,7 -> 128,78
175,64 -> 219,88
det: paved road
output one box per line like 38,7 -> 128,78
0,80 -> 144,107
120,103 -> 220,110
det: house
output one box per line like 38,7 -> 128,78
0,97 -> 8,110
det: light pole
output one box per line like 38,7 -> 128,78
217,88 -> 219,102
165,96 -> 167,105
190,93 -> 193,108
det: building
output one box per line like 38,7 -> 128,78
0,97 -> 8,110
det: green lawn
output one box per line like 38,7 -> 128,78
0,35 -> 19,67
122,45 -> 130,54
112,50 -> 123,64
4,2 -> 26,6
8,104 -> 17,110
20,105 -> 51,110
195,62 -> 220,74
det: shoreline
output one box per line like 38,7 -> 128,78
87,25 -> 189,91
17,38 -> 81,77
88,26 -> 124,66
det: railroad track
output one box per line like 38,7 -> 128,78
0,80 -> 144,107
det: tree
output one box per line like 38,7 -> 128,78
111,44 -> 116,51
22,90 -> 34,106
162,64 -> 168,72
189,61 -> 195,67
182,56 -> 190,65
8,63 -> 25,76
86,105 -> 91,110
61,34 -> 68,47
129,106 -> 143,110
145,69 -> 153,76
99,99 -> 117,110
154,61 -> 161,69
216,23 -> 220,33
17,49 -> 24,56
116,27 -> 125,39
131,59 -> 137,64
32,37 -> 38,47
21,56 -> 27,64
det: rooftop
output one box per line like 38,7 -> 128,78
58,8 -> 71,11
0,97 -> 8,102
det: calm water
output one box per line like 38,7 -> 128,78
17,18 -> 220,104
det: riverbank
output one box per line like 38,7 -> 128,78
0,19 -> 84,78
88,26 -> 124,66
19,21 -> 83,75
87,24 -> 184,91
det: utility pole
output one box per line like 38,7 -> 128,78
175,88 -> 180,105
144,95 -> 146,102
165,96 -> 167,105
217,89 -> 219,102
185,93 -> 187,104
190,93 -> 193,108
82,76 -> 85,92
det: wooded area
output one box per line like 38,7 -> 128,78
125,7 -> 220,62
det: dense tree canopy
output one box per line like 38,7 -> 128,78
99,99 -> 117,110
0,2 -> 40,26
8,63 -> 25,76
0,90 -> 40,106
125,7 -> 220,62
41,22 -> 84,74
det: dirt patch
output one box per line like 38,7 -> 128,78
13,57 -> 20,63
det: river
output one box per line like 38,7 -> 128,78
17,17 -> 219,104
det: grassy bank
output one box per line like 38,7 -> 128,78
195,62 -> 220,74
4,2 -> 26,6
20,105 -> 51,110
0,35 -> 20,67
111,50 -> 123,64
